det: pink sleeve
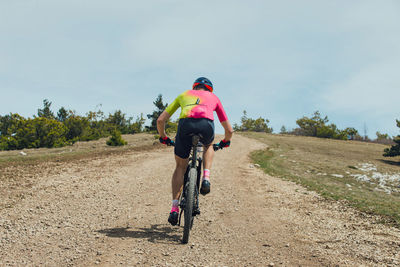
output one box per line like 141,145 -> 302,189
215,97 -> 228,122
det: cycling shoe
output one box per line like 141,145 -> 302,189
168,211 -> 179,226
200,179 -> 210,195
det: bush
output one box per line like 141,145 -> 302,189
342,127 -> 359,140
234,110 -> 273,133
26,117 -> 68,148
375,131 -> 393,145
129,113 -> 146,134
0,100 -> 146,151
106,130 -> 127,146
296,111 -> 328,137
383,120 -> 400,157
0,115 -> 68,150
293,111 -> 350,140
64,115 -> 90,142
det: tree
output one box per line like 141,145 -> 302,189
234,110 -> 273,133
0,113 -> 25,137
376,131 -> 390,141
37,99 -> 55,119
0,114 -> 27,150
280,125 -> 288,134
57,107 -> 69,122
63,114 -> 91,142
342,127 -> 359,140
129,113 -> 146,133
85,107 -> 109,140
0,102 -> 146,150
146,94 -> 168,132
293,111 -> 350,140
296,111 -> 328,137
383,120 -> 400,157
28,117 -> 68,148
107,110 -> 129,133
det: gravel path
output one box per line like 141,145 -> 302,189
1,135 -> 399,266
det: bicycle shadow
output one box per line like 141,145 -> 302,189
97,224 -> 182,244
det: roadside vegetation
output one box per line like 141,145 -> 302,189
0,99 -> 146,151
0,96 -> 178,151
1,96 -> 399,225
383,119 -> 400,157
106,130 -> 127,146
244,132 -> 400,227
233,110 -> 273,133
0,133 -> 157,167
281,111 -> 370,141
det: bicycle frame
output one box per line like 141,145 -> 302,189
178,136 -> 203,226
174,135 -> 222,243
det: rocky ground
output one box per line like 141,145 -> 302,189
1,135 -> 399,266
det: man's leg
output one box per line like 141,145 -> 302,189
203,144 -> 214,170
168,155 -> 189,226
172,155 -> 189,200
200,144 -> 214,195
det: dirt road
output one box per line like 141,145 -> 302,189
1,135 -> 399,266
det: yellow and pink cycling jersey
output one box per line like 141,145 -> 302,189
165,90 -> 228,122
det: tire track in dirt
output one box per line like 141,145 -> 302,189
0,135 -> 399,266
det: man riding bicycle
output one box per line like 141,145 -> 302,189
157,77 -> 234,226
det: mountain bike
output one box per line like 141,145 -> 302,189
174,134 -> 221,244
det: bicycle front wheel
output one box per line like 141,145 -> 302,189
182,167 -> 197,244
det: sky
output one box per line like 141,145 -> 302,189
0,0 -> 399,136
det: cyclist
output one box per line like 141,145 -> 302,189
157,77 -> 234,225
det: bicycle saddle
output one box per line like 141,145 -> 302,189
188,133 -> 203,146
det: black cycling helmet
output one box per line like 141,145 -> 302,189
192,77 -> 213,92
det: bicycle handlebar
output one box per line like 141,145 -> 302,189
166,141 -> 223,151
167,140 -> 175,147
213,144 -> 222,151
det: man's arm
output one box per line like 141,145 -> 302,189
221,120 -> 234,141
157,111 -> 171,138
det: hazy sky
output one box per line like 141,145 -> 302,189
1,0 -> 399,136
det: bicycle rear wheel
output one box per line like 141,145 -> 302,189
182,167 -> 197,244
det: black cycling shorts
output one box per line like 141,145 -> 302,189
174,118 -> 215,159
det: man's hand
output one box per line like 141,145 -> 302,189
217,139 -> 231,149
159,136 -> 174,146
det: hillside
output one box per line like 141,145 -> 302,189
0,133 -> 399,266
245,132 -> 400,227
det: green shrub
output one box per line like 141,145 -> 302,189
30,117 -> 68,148
294,111 -> 352,140
0,115 -> 68,150
234,110 -> 273,133
106,130 -> 127,146
129,113 -> 146,134
383,119 -> 400,157
0,100 -> 144,151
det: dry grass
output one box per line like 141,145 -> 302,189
244,132 -> 400,227
0,133 -> 159,167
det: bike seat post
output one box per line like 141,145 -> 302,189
192,135 -> 200,146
